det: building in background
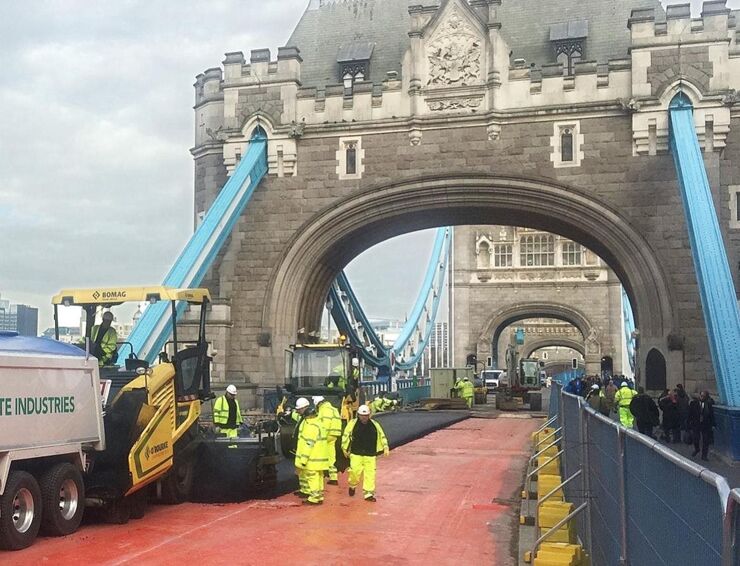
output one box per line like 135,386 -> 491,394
427,321 -> 449,369
0,294 -> 39,336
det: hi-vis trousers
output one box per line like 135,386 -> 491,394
348,454 -> 377,499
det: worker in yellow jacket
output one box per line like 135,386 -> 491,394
342,404 -> 389,502
313,396 -> 342,485
295,402 -> 329,505
370,395 -> 385,414
212,384 -> 243,438
614,382 -> 637,428
455,376 -> 475,408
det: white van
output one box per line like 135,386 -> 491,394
480,369 -> 506,392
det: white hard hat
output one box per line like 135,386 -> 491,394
352,358 -> 360,367
591,384 -> 600,390
312,396 -> 324,405
463,376 -> 469,380
226,384 -> 237,395
621,382 -> 628,388
357,405 -> 371,416
295,397 -> 310,410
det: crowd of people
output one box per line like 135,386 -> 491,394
565,375 -> 716,461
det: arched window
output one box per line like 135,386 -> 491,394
645,349 -> 667,391
345,142 -> 357,175
251,125 -> 267,140
519,234 -> 555,267
561,128 -> 574,163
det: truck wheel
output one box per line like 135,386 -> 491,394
160,458 -> 194,504
39,463 -> 85,537
0,471 -> 42,550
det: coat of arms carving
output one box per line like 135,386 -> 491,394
426,8 -> 482,87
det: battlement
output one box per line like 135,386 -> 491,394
629,1 -> 734,48
194,47 -> 302,107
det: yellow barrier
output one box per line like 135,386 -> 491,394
537,454 -> 560,475
539,501 -> 576,544
537,474 -> 564,501
532,542 -> 586,565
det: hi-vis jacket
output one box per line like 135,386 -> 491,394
295,416 -> 329,471
317,401 -> 342,440
341,418 -> 389,456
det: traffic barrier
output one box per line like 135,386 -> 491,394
549,384 -> 737,565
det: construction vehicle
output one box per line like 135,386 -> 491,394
276,342 -> 361,458
0,286 -> 240,550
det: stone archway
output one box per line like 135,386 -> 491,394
475,302 -> 593,370
523,338 -> 585,360
261,174 -> 677,384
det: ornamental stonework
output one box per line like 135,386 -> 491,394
426,7 -> 482,87
427,97 -> 483,111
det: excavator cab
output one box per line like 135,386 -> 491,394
51,286 -> 212,520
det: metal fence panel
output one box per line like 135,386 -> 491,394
548,385 -> 560,419
561,393 -> 588,547
624,433 -> 725,565
583,411 -> 623,566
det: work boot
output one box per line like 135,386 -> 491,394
294,491 -> 309,499
327,479 -> 339,486
365,496 -> 377,502
348,487 -> 356,497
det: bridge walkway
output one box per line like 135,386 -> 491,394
13,415 -> 539,566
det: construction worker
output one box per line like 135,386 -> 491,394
313,396 -> 342,485
349,357 -> 361,389
381,392 -> 398,411
212,384 -> 243,438
289,397 -> 312,498
614,381 -> 637,428
370,395 -> 385,414
90,311 -> 118,366
456,375 -> 475,408
342,404 -> 389,502
295,402 -> 329,505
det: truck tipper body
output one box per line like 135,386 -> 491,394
0,332 -> 104,550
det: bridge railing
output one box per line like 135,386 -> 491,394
550,384 -> 736,565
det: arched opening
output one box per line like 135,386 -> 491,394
524,339 -> 585,359
262,175 -> 677,382
645,348 -> 667,392
601,356 -> 614,378
251,125 -> 268,140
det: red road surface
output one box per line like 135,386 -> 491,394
8,416 -> 537,566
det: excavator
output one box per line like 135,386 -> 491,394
52,286 -> 215,521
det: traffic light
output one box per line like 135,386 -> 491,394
466,353 -> 477,367
539,360 -> 545,368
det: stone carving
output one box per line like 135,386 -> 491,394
487,123 -> 501,141
618,98 -> 641,113
722,90 -> 738,107
409,128 -> 423,146
206,126 -> 227,142
586,327 -> 601,354
289,120 -> 305,139
427,97 -> 483,111
427,7 -> 482,87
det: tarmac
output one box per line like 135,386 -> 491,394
10,407 -> 539,565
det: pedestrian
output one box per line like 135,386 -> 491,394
614,381 -> 637,428
313,396 -> 342,485
341,404 -> 389,502
212,384 -> 243,438
629,386 -> 660,438
586,384 -> 609,416
604,379 -> 618,415
658,389 -> 681,443
688,390 -> 715,461
295,402 -> 329,505
675,384 -> 690,441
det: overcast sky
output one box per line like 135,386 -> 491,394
0,0 -> 732,331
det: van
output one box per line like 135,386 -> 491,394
480,369 -> 505,392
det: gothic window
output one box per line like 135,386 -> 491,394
337,42 -> 374,96
561,128 -> 574,163
345,142 -> 357,175
551,121 -> 583,168
561,241 -> 583,266
493,244 -> 513,268
520,235 -> 555,267
550,20 -> 588,76
336,136 -> 364,180
730,186 -> 740,229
